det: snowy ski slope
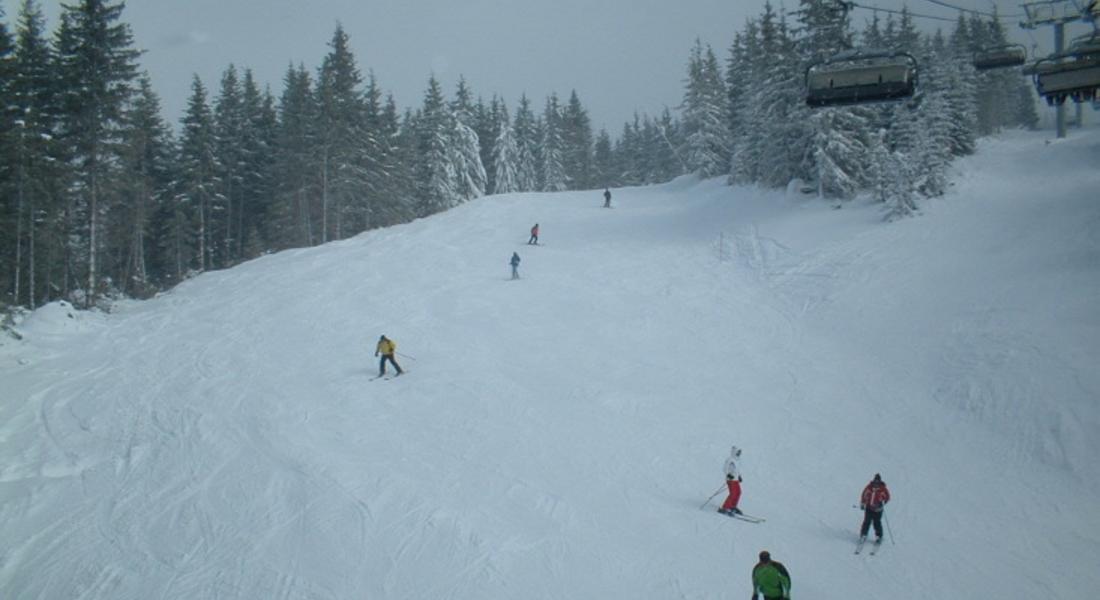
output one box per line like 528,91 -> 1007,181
2,125 -> 1099,599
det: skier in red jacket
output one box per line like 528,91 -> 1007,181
528,223 -> 539,245
859,473 -> 891,543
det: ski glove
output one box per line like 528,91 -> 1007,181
739,476 -> 743,482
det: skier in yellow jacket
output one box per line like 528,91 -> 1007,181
374,335 -> 404,377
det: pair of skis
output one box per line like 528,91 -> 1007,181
854,537 -> 883,555
716,509 -> 766,524
370,371 -> 406,381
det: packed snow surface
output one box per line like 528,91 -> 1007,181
2,126 -> 1099,599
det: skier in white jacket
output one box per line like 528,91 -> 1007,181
718,445 -> 743,515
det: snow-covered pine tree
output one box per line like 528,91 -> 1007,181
910,90 -> 952,199
315,24 -> 370,243
478,96 -> 502,194
447,78 -> 486,202
4,0 -> 63,309
809,107 -> 871,201
235,69 -> 276,260
867,128 -> 916,220
0,5 -> 19,306
270,64 -> 318,249
213,64 -> 244,267
176,76 -> 218,274
944,16 -> 979,156
593,128 -> 614,188
1013,81 -> 1040,130
54,0 -> 141,306
969,12 -> 1032,133
752,5 -> 807,189
638,115 -> 662,184
614,114 -> 645,186
680,39 -> 729,178
726,27 -> 752,184
370,93 -> 416,226
652,108 -> 685,182
796,0 -> 873,202
416,76 -> 458,216
491,102 -> 519,195
560,90 -> 594,190
449,115 -> 487,202
354,72 -> 400,230
113,75 -> 173,297
539,93 -> 567,192
512,94 -> 540,192
894,43 -> 952,199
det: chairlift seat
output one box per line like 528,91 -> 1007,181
973,46 -> 1027,71
806,62 -> 917,107
1034,57 -> 1100,105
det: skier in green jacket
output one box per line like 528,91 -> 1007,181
752,550 -> 791,600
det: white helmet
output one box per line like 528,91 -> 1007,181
731,445 -> 742,457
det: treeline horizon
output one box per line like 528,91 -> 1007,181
0,0 -> 1040,313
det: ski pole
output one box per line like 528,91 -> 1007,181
397,352 -> 417,361
883,510 -> 896,545
700,485 -> 725,510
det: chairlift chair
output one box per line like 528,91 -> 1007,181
973,44 -> 1028,71
805,49 -> 919,108
1030,35 -> 1100,105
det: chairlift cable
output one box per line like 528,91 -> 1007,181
845,1 -> 972,23
915,0 -> 1026,19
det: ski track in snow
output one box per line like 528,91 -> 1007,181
1,126 -> 1099,599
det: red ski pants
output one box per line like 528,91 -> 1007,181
720,479 -> 742,511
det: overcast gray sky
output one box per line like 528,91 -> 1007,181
2,1 -> 1094,131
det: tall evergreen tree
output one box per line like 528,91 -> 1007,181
539,93 -> 567,192
867,128 -> 915,219
175,76 -> 218,274
270,63 -> 317,248
416,76 -> 457,215
944,17 -> 979,156
490,102 -> 519,195
471,93 -> 498,193
727,23 -> 759,184
236,69 -> 276,259
680,39 -> 729,177
372,91 -> 415,226
448,79 -> 487,202
796,0 -> 872,201
560,90 -> 594,189
4,0 -> 64,308
0,5 -> 18,306
450,114 -> 487,201
53,0 -> 140,305
114,75 -> 173,296
614,114 -> 646,186
512,94 -> 539,192
212,64 -> 244,267
741,5 -> 806,188
592,128 -> 615,188
315,24 -> 369,242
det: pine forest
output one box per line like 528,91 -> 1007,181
0,0 -> 1040,311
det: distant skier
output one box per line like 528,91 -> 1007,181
858,473 -> 891,543
528,223 -> 539,245
510,252 -> 521,280
603,188 -> 612,208
751,550 -> 791,600
374,335 -> 404,377
717,445 -> 743,516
